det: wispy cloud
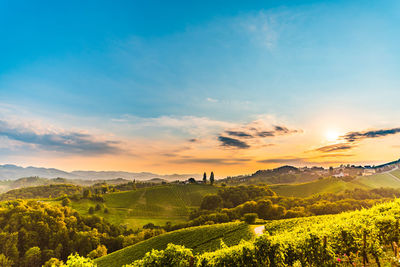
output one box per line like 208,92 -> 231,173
342,128 -> 400,142
218,136 -> 250,149
0,120 -> 124,155
172,157 -> 251,165
314,127 -> 400,155
315,143 -> 354,153
218,117 -> 301,149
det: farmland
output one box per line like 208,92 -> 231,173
95,222 -> 254,267
49,183 -> 218,228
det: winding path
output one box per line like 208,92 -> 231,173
253,225 -> 265,237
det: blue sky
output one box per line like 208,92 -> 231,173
1,0 -> 400,175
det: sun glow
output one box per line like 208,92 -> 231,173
325,130 -> 340,142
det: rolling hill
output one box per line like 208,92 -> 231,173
270,169 -> 400,197
50,183 -> 218,228
95,222 -> 254,267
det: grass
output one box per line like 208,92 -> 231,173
95,222 -> 254,267
270,177 -> 367,197
354,172 -> 400,188
48,184 -> 218,229
270,169 -> 400,197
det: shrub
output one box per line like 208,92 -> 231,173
127,244 -> 193,267
243,213 -> 258,224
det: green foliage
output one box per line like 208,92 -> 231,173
87,245 -> 107,259
59,184 -> 218,229
126,244 -> 193,267
95,222 -> 253,267
0,254 -> 13,267
62,197 -> 71,206
88,206 -> 95,214
243,213 -> 258,224
0,184 -> 82,201
210,172 -> 214,185
24,246 -> 41,267
0,200 -> 132,266
62,254 -> 96,267
43,258 -> 63,267
200,194 -> 222,210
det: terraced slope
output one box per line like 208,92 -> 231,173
95,222 -> 254,267
51,184 -> 218,228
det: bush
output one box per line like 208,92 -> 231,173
127,244 -> 193,267
88,207 -> 95,214
62,254 -> 96,267
243,213 -> 258,224
95,204 -> 102,211
62,197 -> 71,207
200,194 -> 223,210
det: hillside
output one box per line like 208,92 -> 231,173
0,164 -> 200,181
95,222 -> 254,267
270,177 -> 367,197
0,184 -> 83,201
270,169 -> 400,197
51,184 -> 218,228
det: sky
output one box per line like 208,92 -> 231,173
1,0 -> 400,176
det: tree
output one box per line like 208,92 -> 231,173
43,258 -> 63,267
24,246 -> 41,267
203,172 -> 207,184
0,254 -> 13,267
188,178 -> 196,184
62,198 -> 71,207
243,213 -> 258,224
87,245 -> 107,259
95,204 -> 102,211
200,194 -> 222,210
210,172 -> 215,185
88,207 -> 95,214
83,189 -> 92,199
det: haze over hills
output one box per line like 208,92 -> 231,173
0,164 -> 201,181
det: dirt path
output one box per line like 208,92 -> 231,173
253,225 -> 265,237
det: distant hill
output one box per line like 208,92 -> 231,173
0,184 -> 83,201
221,165 -> 321,185
95,222 -> 253,267
0,164 -> 200,181
270,169 -> 400,197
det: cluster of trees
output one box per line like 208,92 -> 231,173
0,200 -> 164,266
202,172 -> 215,185
0,184 -> 83,201
187,187 -> 400,226
200,185 -> 275,210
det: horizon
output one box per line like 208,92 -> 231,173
2,1 -> 400,176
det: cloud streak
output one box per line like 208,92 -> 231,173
342,128 -> 400,142
315,143 -> 354,153
172,157 -> 251,165
218,136 -> 250,149
0,120 -> 124,155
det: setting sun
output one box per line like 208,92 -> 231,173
325,130 -> 340,142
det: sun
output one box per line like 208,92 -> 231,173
325,130 -> 340,142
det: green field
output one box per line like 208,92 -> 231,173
95,222 -> 254,267
49,184 -> 218,228
270,170 -> 400,197
270,177 -> 367,197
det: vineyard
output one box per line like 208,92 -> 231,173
121,199 -> 400,266
95,222 -> 253,267
49,184 -> 218,228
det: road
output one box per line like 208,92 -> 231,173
253,225 -> 265,237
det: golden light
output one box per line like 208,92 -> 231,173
325,130 -> 340,142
